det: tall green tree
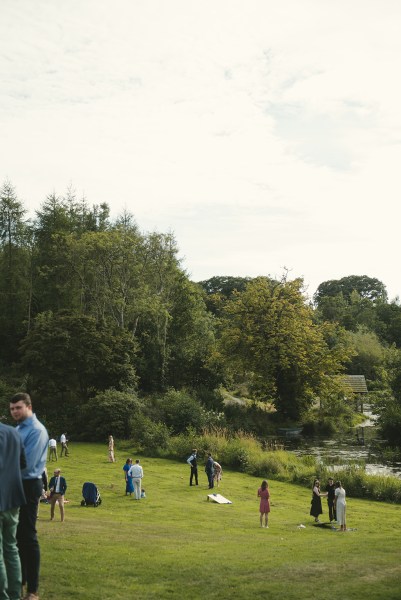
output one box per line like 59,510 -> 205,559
314,275 -> 387,305
19,310 -> 138,426
0,181 -> 31,361
219,276 -> 352,419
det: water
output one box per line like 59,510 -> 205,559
282,405 -> 401,479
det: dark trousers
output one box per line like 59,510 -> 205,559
206,472 -> 214,489
17,478 -> 42,594
327,498 -> 336,521
190,466 -> 198,486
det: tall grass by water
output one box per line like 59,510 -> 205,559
153,429 -> 401,503
38,442 -> 401,600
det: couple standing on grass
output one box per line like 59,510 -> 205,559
123,459 -> 144,500
310,478 -> 347,531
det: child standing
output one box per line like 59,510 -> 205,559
257,480 -> 270,528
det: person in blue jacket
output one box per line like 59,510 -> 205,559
49,468 -> 67,522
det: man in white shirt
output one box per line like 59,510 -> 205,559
128,459 -> 143,500
48,438 -> 57,461
60,433 -> 69,457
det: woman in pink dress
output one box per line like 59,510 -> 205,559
257,480 -> 270,528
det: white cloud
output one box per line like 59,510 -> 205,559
1,0 -> 401,298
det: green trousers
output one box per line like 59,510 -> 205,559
0,508 -> 21,600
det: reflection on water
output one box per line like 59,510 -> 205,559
282,421 -> 401,479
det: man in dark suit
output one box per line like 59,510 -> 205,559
187,449 -> 198,486
205,453 -> 215,489
0,421 -> 26,600
48,469 -> 67,522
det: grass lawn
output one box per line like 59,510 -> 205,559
38,443 -> 401,600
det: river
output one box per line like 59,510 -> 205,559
282,405 -> 401,479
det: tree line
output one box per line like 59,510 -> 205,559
0,180 -> 400,447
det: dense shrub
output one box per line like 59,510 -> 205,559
130,414 -> 171,455
79,389 -> 141,440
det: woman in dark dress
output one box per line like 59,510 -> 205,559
310,479 -> 326,523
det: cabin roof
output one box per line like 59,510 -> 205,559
342,375 -> 368,394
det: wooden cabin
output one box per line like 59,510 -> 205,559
342,375 -> 368,413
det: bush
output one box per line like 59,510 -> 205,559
79,389 -> 141,440
130,414 -> 171,455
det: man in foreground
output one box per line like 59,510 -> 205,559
10,393 -> 48,600
0,420 -> 26,600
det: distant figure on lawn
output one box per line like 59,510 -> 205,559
335,481 -> 347,531
257,480 -> 270,528
205,453 -> 215,489
187,449 -> 198,486
49,468 -> 67,522
213,461 -> 222,487
123,458 -> 133,496
60,433 -> 69,457
310,479 -> 327,523
128,459 -> 143,500
108,435 -> 116,463
325,477 -> 336,522
48,437 -> 58,461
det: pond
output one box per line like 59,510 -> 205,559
281,406 -> 401,479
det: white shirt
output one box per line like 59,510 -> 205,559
60,434 -> 66,443
128,464 -> 143,478
49,438 -> 57,448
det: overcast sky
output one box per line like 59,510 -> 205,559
1,0 -> 401,299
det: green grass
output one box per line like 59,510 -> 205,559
38,443 -> 401,600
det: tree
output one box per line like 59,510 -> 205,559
19,310 -> 138,427
197,275 -> 253,315
345,327 -> 386,381
314,275 -> 387,305
0,181 -> 31,361
219,276 -> 352,419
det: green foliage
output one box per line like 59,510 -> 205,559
129,413 -> 171,455
219,276 -> 351,419
79,389 -> 141,440
314,275 -> 388,305
20,311 -> 138,421
345,327 -> 385,380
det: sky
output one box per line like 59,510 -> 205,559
1,0 -> 401,300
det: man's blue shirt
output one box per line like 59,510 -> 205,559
16,414 -> 48,480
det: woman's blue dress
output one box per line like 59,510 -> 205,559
123,463 -> 134,494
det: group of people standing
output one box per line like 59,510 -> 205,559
310,478 -> 347,531
187,449 -> 222,489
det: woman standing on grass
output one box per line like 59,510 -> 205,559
213,461 -> 223,487
335,481 -> 347,531
257,480 -> 270,528
108,435 -> 116,462
123,458 -> 133,496
310,479 -> 326,523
